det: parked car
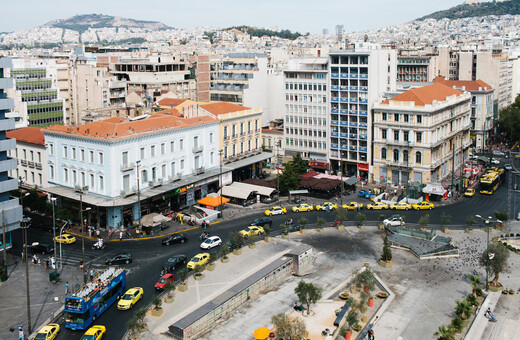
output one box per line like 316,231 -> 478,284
291,203 -> 314,212
54,234 -> 76,244
493,150 -> 505,157
264,206 -> 287,216
238,226 -> 265,238
30,243 -> 54,255
162,255 -> 187,272
81,325 -> 106,340
383,215 -> 404,227
200,236 -> 222,249
34,323 -> 60,340
117,287 -> 143,310
161,233 -> 188,246
342,202 -> 363,211
187,253 -> 210,270
366,202 -> 388,210
505,164 -> 512,171
250,218 -> 272,227
411,201 -> 435,210
155,273 -> 175,290
106,253 -> 133,265
389,202 -> 412,210
315,202 -> 338,211
464,188 -> 475,197
491,158 -> 500,165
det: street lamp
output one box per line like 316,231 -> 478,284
219,149 -> 224,218
19,176 -> 31,334
136,160 -> 142,234
58,222 -> 68,270
51,196 -> 57,268
476,214 -> 502,291
75,186 -> 89,283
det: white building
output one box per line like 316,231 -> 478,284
7,127 -> 47,189
43,112 -> 219,229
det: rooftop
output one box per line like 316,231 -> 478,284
157,98 -> 188,107
6,127 -> 45,146
200,102 -> 251,115
433,76 -> 493,92
383,83 -> 464,106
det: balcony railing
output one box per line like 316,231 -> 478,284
193,145 -> 203,153
170,173 -> 182,182
224,135 -> 230,141
193,167 -> 205,175
121,162 -> 135,172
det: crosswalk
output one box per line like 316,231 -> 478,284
53,247 -> 115,269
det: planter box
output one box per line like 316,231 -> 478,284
207,263 -> 215,271
378,223 -> 385,230
233,248 -> 242,255
488,284 -> 504,292
194,273 -> 203,280
300,229 -> 307,235
248,244 -> 256,249
178,283 -> 188,292
282,234 -> 289,239
443,228 -> 451,234
221,257 -> 229,263
337,225 -> 344,231
379,260 -> 394,268
317,228 -> 323,232
264,236 -> 272,242
358,225 -> 365,230
164,296 -> 174,303
465,228 -> 473,234
151,307 -> 163,317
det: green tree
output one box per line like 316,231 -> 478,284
177,268 -> 189,284
355,212 -> 366,226
335,207 -> 348,224
440,212 -> 451,227
164,279 -> 175,298
209,251 -> 218,264
479,242 -> 509,287
468,275 -> 483,297
316,217 -> 326,228
297,217 -> 308,229
450,317 -> 463,333
271,313 -> 308,340
290,152 -> 308,175
434,324 -> 454,340
228,231 -> 243,249
294,280 -> 322,313
496,95 -> 520,144
134,307 -> 147,326
263,224 -> 271,235
352,266 -> 376,291
454,299 -> 472,320
126,317 -> 140,337
418,214 -> 430,227
280,223 -> 288,235
152,294 -> 162,309
346,311 -> 359,330
466,216 -> 476,228
220,244 -> 230,259
278,163 -> 299,194
381,236 -> 393,262
495,209 -> 509,222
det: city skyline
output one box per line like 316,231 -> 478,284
1,0 -> 469,34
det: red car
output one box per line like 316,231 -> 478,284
155,273 -> 175,290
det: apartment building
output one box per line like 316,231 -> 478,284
0,57 -> 23,234
6,59 -> 65,128
434,76 -> 494,149
7,127 -> 47,188
283,57 -> 329,164
372,83 -> 472,185
328,47 -> 397,179
397,55 -> 439,84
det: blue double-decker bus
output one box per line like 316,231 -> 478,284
65,267 -> 126,330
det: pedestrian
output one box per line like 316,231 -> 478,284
119,231 -> 123,241
90,268 -> 94,280
79,260 -> 84,270
96,229 -> 100,238
65,281 -> 69,294
88,227 -> 92,238
368,329 -> 375,340
45,258 -> 49,269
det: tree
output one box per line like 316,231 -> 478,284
228,231 -> 243,250
280,223 -> 288,235
355,212 -> 366,226
352,266 -> 376,292
454,299 -> 472,320
346,311 -> 359,330
496,95 -> 520,144
495,209 -> 509,222
468,275 -> 483,297
271,313 -> 308,340
466,216 -> 476,228
209,251 -> 218,264
381,236 -> 393,262
294,280 -> 322,313
263,224 -> 271,235
335,207 -> 347,224
434,324 -> 454,340
440,212 -> 451,227
479,242 -> 509,287
134,307 -> 147,328
164,279 -> 175,298
316,217 -> 326,228
418,214 -> 430,227
126,317 -> 140,338
177,268 -> 189,284
278,163 -> 299,194
297,217 -> 308,229
291,152 -> 308,175
152,294 -> 162,310
220,244 -> 230,259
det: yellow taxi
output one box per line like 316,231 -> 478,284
54,234 -> 76,244
291,203 -> 314,212
264,206 -> 287,216
464,188 -> 475,197
238,226 -> 265,238
341,202 -> 363,211
411,201 -> 435,210
187,253 -> 210,270
315,202 -> 338,211
34,323 -> 60,340
390,202 -> 412,210
117,287 -> 144,310
366,202 -> 389,210
81,325 -> 106,340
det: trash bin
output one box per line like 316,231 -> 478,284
49,270 -> 60,284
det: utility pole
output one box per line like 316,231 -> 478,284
51,197 -> 57,268
76,186 -> 88,283
136,160 -> 142,234
219,149 -> 224,218
451,138 -> 455,200
19,177 -> 31,334
2,211 -> 6,280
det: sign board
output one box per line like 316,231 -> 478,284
221,171 -> 232,186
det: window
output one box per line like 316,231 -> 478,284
416,132 -> 422,143
232,125 -> 236,136
382,112 -> 387,121
122,151 -> 128,167
151,145 -> 156,157
381,148 -> 387,160
417,115 -> 422,124
170,141 -> 175,152
211,152 -> 214,163
140,147 -> 145,159
394,113 -> 399,122
81,172 -> 86,186
255,119 -> 259,131
152,167 -> 157,181
29,150 -> 33,161
141,170 -> 148,183
171,162 -> 176,176
64,169 -> 69,183
210,133 -> 214,144
49,144 -> 54,156
180,139 -> 184,150
403,131 -> 409,142
404,114 -> 409,123
63,146 -> 68,158
224,126 -> 228,138
194,136 -> 199,148
403,150 -> 409,163
162,164 -> 166,178
240,123 -> 244,134
72,170 -> 77,184
382,129 -> 387,139
416,151 -> 422,164
180,159 -> 184,169
49,165 -> 54,179
99,176 -> 104,191
38,174 -> 42,185
394,131 -> 399,141
71,148 -> 76,160
247,121 -> 251,133
393,149 -> 399,162
89,150 -> 94,163
232,144 -> 236,156
90,174 -> 94,188
161,143 -> 165,155
81,149 -> 85,162
98,152 -> 103,165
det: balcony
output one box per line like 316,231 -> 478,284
350,86 -> 358,91
232,134 -> 238,138
331,132 -> 339,137
349,111 -> 358,116
359,74 -> 368,79
240,132 -> 246,137
359,99 -> 368,104
340,86 -> 349,91
331,73 -> 339,78
331,109 -> 339,114
349,122 -> 358,127
120,187 -> 137,198
359,135 -> 367,140
340,133 -> 348,138
341,145 -> 349,150
330,120 -> 339,126
349,134 -> 358,139
224,135 -> 230,141
193,167 -> 205,175
28,161 -> 35,168
359,111 -> 368,116
20,159 -> 28,166
331,85 -> 339,90
340,74 -> 349,79
193,145 -> 203,153
359,147 -> 368,152
349,146 -> 357,151
349,98 -> 358,103
350,74 -> 358,79
330,143 -> 339,149
340,109 -> 348,114
121,162 -> 135,172
359,123 -> 367,128
340,121 -> 348,126
360,87 -> 368,92
170,173 -> 182,182
331,97 -> 339,102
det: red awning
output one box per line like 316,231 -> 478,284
358,163 -> 369,172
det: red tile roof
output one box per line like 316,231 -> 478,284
200,102 -> 250,115
158,98 -> 188,107
433,76 -> 493,92
7,127 -> 45,146
44,113 -> 217,141
383,83 -> 464,106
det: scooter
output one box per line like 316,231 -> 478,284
92,240 -> 106,250
199,232 -> 210,241
285,219 -> 294,226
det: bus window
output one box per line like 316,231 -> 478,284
65,312 -> 84,324
66,299 -> 82,309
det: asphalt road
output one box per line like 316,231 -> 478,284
10,158 -> 518,339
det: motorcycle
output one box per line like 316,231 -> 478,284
285,219 -> 294,226
199,232 -> 210,240
92,240 -> 105,250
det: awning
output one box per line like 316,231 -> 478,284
289,190 -> 309,195
197,196 -> 230,207
221,186 -> 254,200
344,177 -> 359,186
141,213 -> 170,227
422,184 -> 447,195
230,182 -> 275,197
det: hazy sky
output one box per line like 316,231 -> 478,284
1,0 -> 471,33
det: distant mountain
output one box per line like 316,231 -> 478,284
419,0 -> 520,20
44,14 -> 171,32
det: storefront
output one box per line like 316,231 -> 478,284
358,163 -> 369,181
308,160 -> 328,173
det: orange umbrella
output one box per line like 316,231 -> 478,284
253,327 -> 270,339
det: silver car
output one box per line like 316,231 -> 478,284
200,236 -> 222,249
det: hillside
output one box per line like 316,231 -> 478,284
45,14 -> 171,32
419,0 -> 520,20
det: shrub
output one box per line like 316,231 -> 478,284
450,317 -> 463,333
476,287 -> 483,297
177,268 -> 188,284
220,244 -> 230,258
297,217 -> 308,229
495,209 -> 508,222
418,214 -> 430,226
355,212 -> 366,226
152,294 -> 162,309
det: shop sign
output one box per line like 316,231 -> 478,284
358,163 -> 369,172
179,186 -> 187,193
308,161 -> 328,170
187,184 -> 195,190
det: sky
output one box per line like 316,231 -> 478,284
0,0 -> 472,34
